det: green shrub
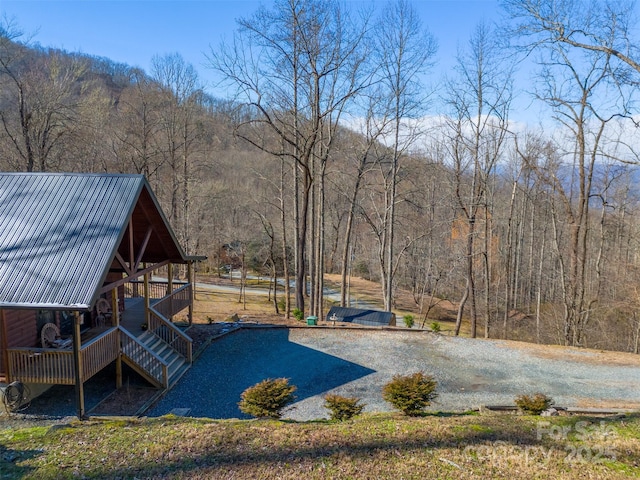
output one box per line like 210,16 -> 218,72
277,298 -> 286,312
382,372 -> 438,416
292,308 -> 304,321
238,378 -> 297,419
430,321 -> 441,333
403,315 -> 415,328
324,394 -> 366,421
514,393 -> 554,415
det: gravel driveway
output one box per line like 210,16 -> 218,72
147,327 -> 640,421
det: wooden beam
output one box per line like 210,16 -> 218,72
111,288 -> 119,327
188,261 -> 194,326
114,251 -> 133,277
0,309 -> 9,382
133,227 -> 153,272
144,273 -> 150,325
97,260 -> 171,295
112,289 -> 122,389
168,263 -> 174,322
72,312 -> 85,419
136,191 -> 175,257
129,218 -> 135,271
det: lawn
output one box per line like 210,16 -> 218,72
1,412 -> 639,479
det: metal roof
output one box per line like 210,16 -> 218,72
326,306 -> 396,326
0,173 -> 185,310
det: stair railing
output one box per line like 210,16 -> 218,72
147,307 -> 193,363
119,327 -> 168,388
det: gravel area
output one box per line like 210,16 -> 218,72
147,327 -> 640,421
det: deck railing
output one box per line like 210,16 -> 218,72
124,280 -> 188,300
119,328 -> 168,388
7,327 -> 119,385
81,328 -> 119,381
153,283 -> 192,319
7,348 -> 74,384
147,308 -> 192,363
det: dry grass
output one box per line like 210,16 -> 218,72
189,274 -> 292,325
190,273 -> 465,333
493,340 -> 640,368
1,413 -> 638,479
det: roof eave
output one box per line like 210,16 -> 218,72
0,302 -> 91,311
186,255 -> 208,262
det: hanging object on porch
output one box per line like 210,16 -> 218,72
41,322 -> 61,348
95,298 -> 112,327
40,322 -> 71,349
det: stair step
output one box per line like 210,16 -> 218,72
120,327 -> 191,389
168,357 -> 185,379
138,331 -> 155,344
168,362 -> 191,388
127,348 -> 183,369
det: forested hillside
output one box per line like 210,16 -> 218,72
2,0 -> 640,353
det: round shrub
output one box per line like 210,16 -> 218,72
514,393 -> 554,415
382,372 -> 438,416
324,394 -> 366,421
403,315 -> 415,328
238,378 -> 296,419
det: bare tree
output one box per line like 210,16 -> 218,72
337,98 -> 388,307
151,53 -> 203,255
208,0 -> 370,315
110,69 -> 163,176
373,0 -> 437,311
445,22 -> 513,338
503,0 -> 640,83
0,22 -> 89,171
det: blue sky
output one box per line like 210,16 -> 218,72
1,0 -> 502,97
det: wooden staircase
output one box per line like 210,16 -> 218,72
120,328 -> 191,389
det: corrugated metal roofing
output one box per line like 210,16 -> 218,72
0,173 -> 145,310
326,306 -> 396,327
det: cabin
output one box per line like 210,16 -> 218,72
0,173 -> 204,417
326,306 -> 396,327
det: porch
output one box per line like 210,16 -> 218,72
5,280 -> 194,390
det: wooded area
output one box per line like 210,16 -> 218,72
2,0 -> 640,353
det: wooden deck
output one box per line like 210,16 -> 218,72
120,297 -> 150,337
7,327 -> 119,385
6,283 -> 193,387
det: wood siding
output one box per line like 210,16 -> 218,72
5,310 -> 38,349
1,309 -> 44,377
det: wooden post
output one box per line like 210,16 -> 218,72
168,263 -> 174,322
112,289 -> 122,389
0,309 -> 10,383
72,312 -> 85,419
144,273 -> 150,325
188,260 -> 194,326
111,288 -> 119,327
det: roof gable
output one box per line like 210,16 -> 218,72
0,173 -> 186,310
